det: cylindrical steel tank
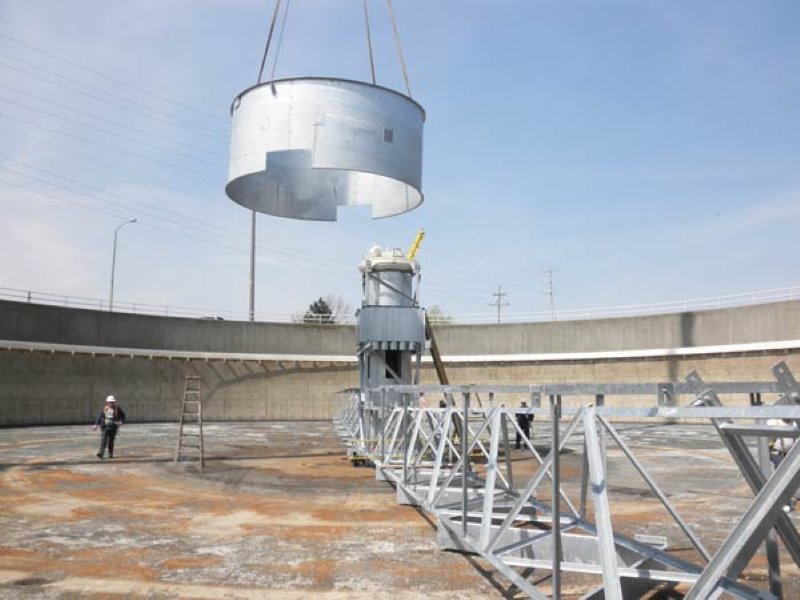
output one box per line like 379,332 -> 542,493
226,77 -> 425,221
357,245 -> 424,415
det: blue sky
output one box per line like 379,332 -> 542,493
0,0 -> 798,321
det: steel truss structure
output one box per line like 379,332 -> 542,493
335,361 -> 800,599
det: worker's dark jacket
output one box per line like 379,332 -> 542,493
94,406 -> 127,432
516,412 -> 533,430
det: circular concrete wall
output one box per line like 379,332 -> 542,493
1,299 -> 798,425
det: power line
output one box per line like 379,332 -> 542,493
343,201 -> 543,285
0,146 -> 363,278
0,50 -> 229,136
0,32 -> 227,124
0,156 -> 356,272
0,110 -> 222,180
0,156 -> 232,241
0,94 -> 224,169
343,210 -> 526,286
0,82 -> 224,160
0,164 -> 354,276
0,57 -> 227,141
0,177 -> 355,277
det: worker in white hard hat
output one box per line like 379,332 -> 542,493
92,395 -> 127,459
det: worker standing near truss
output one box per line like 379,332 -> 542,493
515,400 -> 534,449
92,395 -> 127,459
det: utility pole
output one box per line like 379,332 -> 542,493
489,285 -> 509,324
542,269 -> 558,321
249,210 -> 256,322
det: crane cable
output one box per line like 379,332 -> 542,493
386,0 -> 412,97
363,0 -> 377,85
257,0 -> 410,94
269,0 -> 291,81
257,0 -> 283,84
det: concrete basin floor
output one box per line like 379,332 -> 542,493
0,421 -> 798,598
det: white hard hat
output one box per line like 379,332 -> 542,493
106,395 -> 116,403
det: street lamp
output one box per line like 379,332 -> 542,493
109,218 -> 137,312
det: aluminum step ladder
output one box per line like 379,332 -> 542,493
175,375 -> 205,469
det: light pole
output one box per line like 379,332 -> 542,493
109,218 -> 137,312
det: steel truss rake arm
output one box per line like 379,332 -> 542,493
481,549 -> 550,600
408,409 -> 441,468
686,371 -> 800,567
506,410 -> 581,520
583,406 -> 623,600
471,409 -> 514,492
404,408 -> 456,481
421,409 -> 442,450
773,361 -> 800,405
380,407 -> 404,463
404,408 -> 427,469
340,396 -> 359,434
459,409 -> 513,491
479,410 -> 503,550
412,409 -> 460,470
425,407 -> 456,507
430,407 -> 499,509
409,409 -> 458,468
501,412 -> 514,490
486,406 -> 585,554
355,408 -> 367,454
597,414 -> 712,562
685,429 -> 800,600
714,423 -> 800,564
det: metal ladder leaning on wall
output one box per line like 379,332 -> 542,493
175,375 -> 205,469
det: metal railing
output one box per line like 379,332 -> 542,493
431,285 -> 800,324
1,284 -> 799,325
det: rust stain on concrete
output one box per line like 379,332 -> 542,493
2,420 -> 799,598
0,422 -> 503,598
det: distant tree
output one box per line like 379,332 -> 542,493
323,294 -> 354,324
427,305 -> 454,325
303,297 -> 334,324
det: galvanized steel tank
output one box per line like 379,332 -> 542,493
226,77 -> 425,221
357,245 -> 425,403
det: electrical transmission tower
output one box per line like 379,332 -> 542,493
542,269 -> 558,320
489,285 -> 509,324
